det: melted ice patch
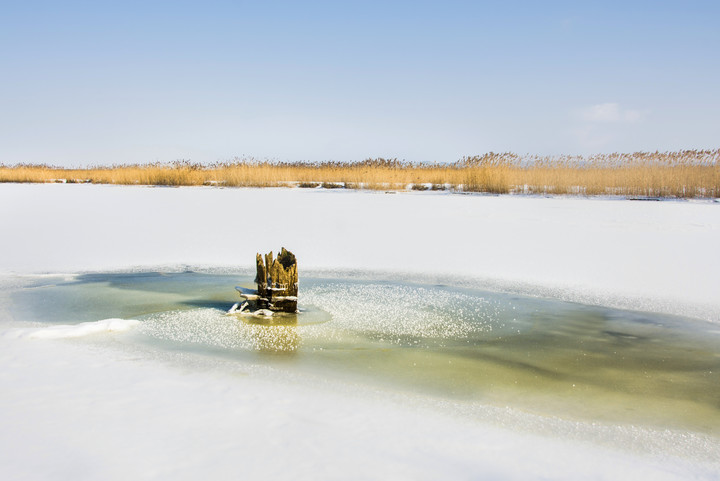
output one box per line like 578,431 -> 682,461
302,283 -> 497,342
138,308 -> 301,352
5,318 -> 140,339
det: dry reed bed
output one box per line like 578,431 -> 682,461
1,150 -> 719,198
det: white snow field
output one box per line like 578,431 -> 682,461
1,183 -> 719,480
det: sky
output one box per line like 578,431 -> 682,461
1,0 -> 718,166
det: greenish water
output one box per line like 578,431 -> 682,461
7,271 -> 720,434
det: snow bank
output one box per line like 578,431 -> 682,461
4,318 -> 140,339
1,183 -> 718,320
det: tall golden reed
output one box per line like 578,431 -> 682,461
1,150 -> 718,198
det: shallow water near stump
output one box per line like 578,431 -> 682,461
6,271 -> 720,436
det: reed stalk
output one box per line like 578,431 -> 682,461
1,150 -> 718,198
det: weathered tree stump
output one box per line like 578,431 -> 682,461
254,247 -> 298,313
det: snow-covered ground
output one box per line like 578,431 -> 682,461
1,184 -> 719,480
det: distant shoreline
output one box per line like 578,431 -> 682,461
3,180 -> 719,203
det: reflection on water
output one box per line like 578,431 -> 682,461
7,271 -> 720,434
248,324 -> 300,353
235,313 -> 301,352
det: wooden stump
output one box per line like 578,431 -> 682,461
255,247 -> 298,312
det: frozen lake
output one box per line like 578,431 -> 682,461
1,184 -> 719,479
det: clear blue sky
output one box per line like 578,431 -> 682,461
1,0 -> 718,166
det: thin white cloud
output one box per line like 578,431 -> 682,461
570,124 -> 615,151
569,103 -> 647,152
581,103 -> 643,123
